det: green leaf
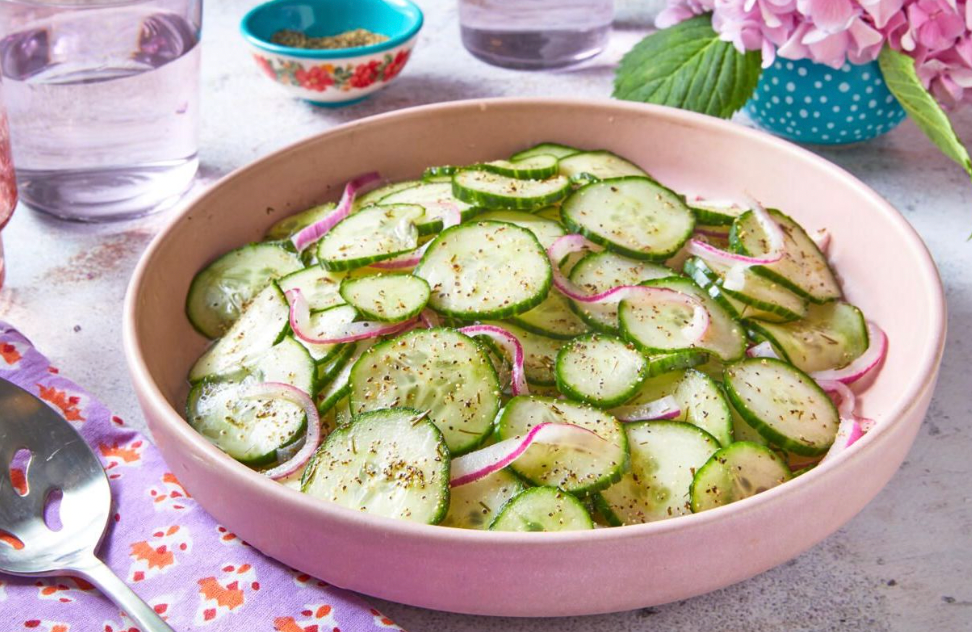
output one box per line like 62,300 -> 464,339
878,46 -> 972,182
612,14 -> 762,119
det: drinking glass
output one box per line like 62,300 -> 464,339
0,76 -> 17,288
0,0 -> 202,222
458,0 -> 614,70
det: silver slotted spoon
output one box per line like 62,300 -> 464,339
0,377 -> 174,631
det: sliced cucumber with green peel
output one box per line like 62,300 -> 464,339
534,205 -> 563,222
316,341 -> 357,386
646,349 -> 710,376
557,150 -> 649,181
187,337 -> 316,466
349,328 -> 501,454
684,257 -> 808,322
621,276 -> 746,362
746,301 -> 868,373
189,283 -> 290,382
476,209 -> 566,250
453,170 -> 571,210
567,250 -> 673,332
355,180 -> 420,212
729,399 -> 769,446
730,209 -> 841,303
423,166 -> 458,182
482,155 -> 559,180
316,339 -> 376,414
511,142 -> 580,161
691,442 -> 792,512
596,421 -> 720,525
489,487 -> 594,532
682,257 -> 797,324
339,274 -> 430,322
724,358 -> 839,456
379,181 -> 477,234
301,407 -> 451,524
278,265 -> 346,312
415,221 -> 551,320
186,243 -> 302,339
496,396 -> 629,495
555,333 -> 647,407
295,305 -> 357,364
265,202 -> 336,240
441,468 -> 525,530
318,204 -> 424,271
483,320 -> 561,386
562,177 -> 694,261
687,199 -> 746,226
508,289 -> 589,340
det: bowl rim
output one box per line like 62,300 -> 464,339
240,0 -> 423,59
123,97 -> 947,546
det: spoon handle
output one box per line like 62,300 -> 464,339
73,555 -> 176,632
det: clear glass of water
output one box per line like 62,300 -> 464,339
459,0 -> 614,70
0,0 -> 202,222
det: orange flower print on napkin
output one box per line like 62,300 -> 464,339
273,604 -> 337,632
34,578 -> 94,604
371,608 -> 406,630
128,525 -> 192,583
214,524 -> 250,548
99,439 -> 146,480
20,621 -> 70,632
149,472 -> 190,511
1,341 -> 22,365
37,385 -> 85,423
194,563 -> 259,625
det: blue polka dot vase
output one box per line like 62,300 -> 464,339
745,58 -> 907,145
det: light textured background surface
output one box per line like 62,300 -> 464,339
1,1 -> 970,630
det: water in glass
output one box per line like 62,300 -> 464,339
0,0 -> 201,221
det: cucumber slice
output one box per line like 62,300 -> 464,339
508,289 -> 589,340
511,142 -> 580,161
724,358 -> 839,456
682,257 -> 798,324
646,349 -> 710,376
453,170 -> 571,210
186,243 -> 302,339
316,341 -> 357,386
265,202 -> 336,240
339,274 -> 430,322
555,333 -> 647,407
567,250 -> 673,332
294,305 -> 357,364
496,396 -> 629,495
534,205 -> 563,223
332,396 -> 352,428
729,398 -> 769,446
318,204 -> 424,271
278,266 -> 347,312
415,221 -> 552,320
423,166 -> 458,182
691,442 -> 793,512
489,487 -> 594,532
482,320 -> 562,386
476,209 -> 566,250
616,369 -> 733,447
687,199 -> 746,226
561,177 -> 695,261
189,283 -> 290,382
621,276 -> 746,362
557,150 -> 649,181
482,155 -> 559,180
379,181 -> 476,234
746,301 -> 868,373
316,339 -> 377,414
684,257 -> 808,322
301,407 -> 451,524
354,180 -> 420,212
187,337 -> 316,466
596,421 -> 720,525
349,328 -> 501,455
730,209 -> 841,303
440,468 -> 525,530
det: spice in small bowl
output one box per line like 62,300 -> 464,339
271,28 -> 389,50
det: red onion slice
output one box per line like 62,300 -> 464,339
818,379 -> 867,463
811,321 -> 887,385
747,341 -> 780,359
685,198 -> 785,269
369,206 -> 462,270
243,382 -> 321,480
611,395 -> 681,422
450,422 -> 609,487
459,325 -> 529,396
419,308 -> 441,329
290,172 -> 381,252
810,228 -> 830,254
285,288 -> 416,344
546,235 -> 710,342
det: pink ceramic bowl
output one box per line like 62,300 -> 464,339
123,98 -> 946,617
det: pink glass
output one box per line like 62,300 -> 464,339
0,76 -> 17,289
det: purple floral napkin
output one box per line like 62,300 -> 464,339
0,322 -> 404,632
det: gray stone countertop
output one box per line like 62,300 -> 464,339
1,0 -> 970,630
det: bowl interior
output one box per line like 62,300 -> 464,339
242,0 -> 422,56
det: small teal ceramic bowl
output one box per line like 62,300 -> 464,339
745,58 -> 907,145
241,0 -> 423,107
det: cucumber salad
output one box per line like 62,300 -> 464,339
183,143 -> 888,532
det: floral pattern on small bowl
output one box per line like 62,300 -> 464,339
249,40 -> 415,105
